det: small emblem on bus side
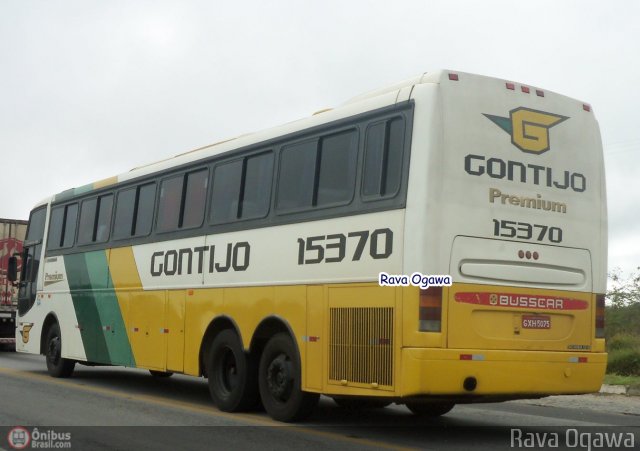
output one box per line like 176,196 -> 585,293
483,107 -> 568,154
21,324 -> 33,344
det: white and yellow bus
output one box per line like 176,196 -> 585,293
12,70 -> 607,422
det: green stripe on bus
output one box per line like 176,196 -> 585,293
64,253 -> 110,364
64,251 -> 135,367
85,251 -> 135,367
55,183 -> 94,202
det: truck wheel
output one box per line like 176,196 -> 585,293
207,329 -> 259,412
258,333 -> 318,422
405,401 -> 455,417
45,323 -> 75,378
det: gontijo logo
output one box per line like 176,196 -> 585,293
484,107 -> 568,154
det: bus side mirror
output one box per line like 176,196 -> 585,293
7,256 -> 18,282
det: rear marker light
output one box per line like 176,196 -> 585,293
569,357 -> 589,363
460,354 -> 485,361
448,73 -> 459,81
419,286 -> 443,332
583,104 -> 591,112
521,86 -> 530,93
595,294 -> 605,338
506,82 -> 515,90
536,89 -> 545,97
518,250 -> 539,260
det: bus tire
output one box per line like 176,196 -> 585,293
149,370 -> 173,378
258,333 -> 318,422
45,323 -> 75,378
207,329 -> 259,412
333,397 -> 391,410
405,401 -> 455,417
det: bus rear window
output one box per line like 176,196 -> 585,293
363,117 -> 405,198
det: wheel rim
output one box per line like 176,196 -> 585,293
218,346 -> 238,393
266,353 -> 293,402
48,335 -> 61,366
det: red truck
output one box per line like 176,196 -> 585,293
0,218 -> 27,350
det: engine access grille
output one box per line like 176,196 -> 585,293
329,307 -> 394,388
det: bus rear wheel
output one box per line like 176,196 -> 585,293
259,333 -> 318,422
207,329 -> 259,412
45,323 -> 75,378
405,401 -> 455,417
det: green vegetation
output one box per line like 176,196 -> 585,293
603,374 -> 640,387
605,268 -> 640,378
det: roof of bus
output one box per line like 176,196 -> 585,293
42,69 -> 588,207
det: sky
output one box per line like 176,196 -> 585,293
1,0 -> 638,277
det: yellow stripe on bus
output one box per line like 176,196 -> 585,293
93,176 -> 119,189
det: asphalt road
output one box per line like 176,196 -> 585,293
0,352 -> 637,451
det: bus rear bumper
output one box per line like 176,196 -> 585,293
400,348 -> 607,398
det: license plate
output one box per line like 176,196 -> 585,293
522,315 -> 551,329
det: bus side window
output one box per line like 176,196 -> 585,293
277,140 -> 317,212
113,183 -> 156,240
210,152 -> 273,224
240,152 -> 273,220
78,198 -> 98,245
135,183 -> 156,236
363,117 -> 405,199
47,203 -> 78,250
316,129 -> 357,206
182,169 -> 208,229
277,130 -> 357,213
113,187 -> 136,240
77,194 -> 113,245
157,175 -> 183,232
211,160 -> 242,224
62,204 -> 79,248
47,207 -> 65,249
95,194 -> 113,242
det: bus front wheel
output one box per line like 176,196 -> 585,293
258,333 -> 318,422
207,329 -> 259,412
45,323 -> 75,378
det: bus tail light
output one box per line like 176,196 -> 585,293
595,294 -> 605,338
419,286 -> 442,332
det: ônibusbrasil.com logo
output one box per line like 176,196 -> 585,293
379,272 -> 452,289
